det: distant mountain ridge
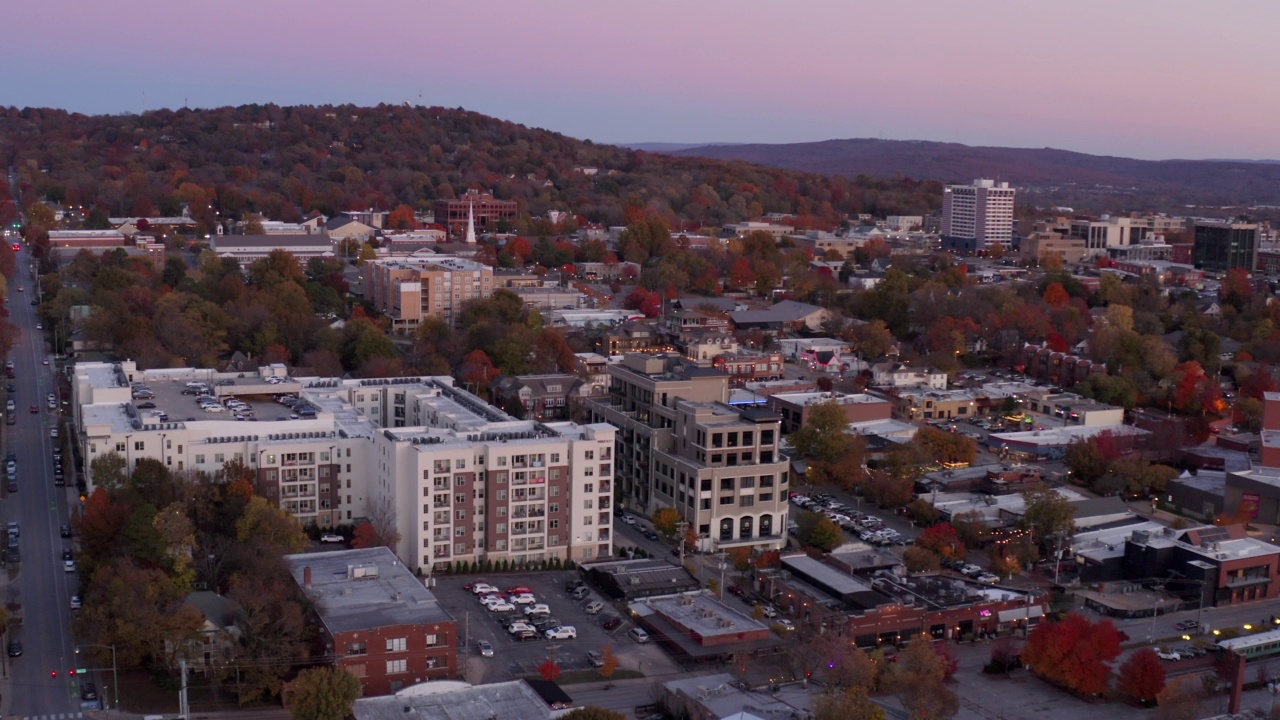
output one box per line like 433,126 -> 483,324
660,138 -> 1280,208
622,142 -> 744,152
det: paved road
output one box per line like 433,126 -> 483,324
3,248 -> 83,717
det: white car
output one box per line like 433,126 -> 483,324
470,583 -> 498,595
621,515 -> 637,525
50,427 -> 58,438
507,622 -> 536,634
510,593 -> 537,605
487,601 -> 516,612
319,534 -> 344,543
774,619 -> 796,631
1157,650 -> 1181,661
584,601 -> 605,615
977,574 -> 1001,584
762,605 -> 778,619
64,559 -> 76,573
545,626 -> 577,639
479,594 -> 506,605
524,603 -> 552,616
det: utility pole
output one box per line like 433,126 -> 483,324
717,549 -> 728,602
676,521 -> 689,562
179,658 -> 189,719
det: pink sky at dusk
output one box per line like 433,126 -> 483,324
2,0 -> 1277,160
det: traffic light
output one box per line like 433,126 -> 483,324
68,669 -> 76,676
51,670 -> 57,678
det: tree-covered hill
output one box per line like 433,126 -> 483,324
0,104 -> 942,232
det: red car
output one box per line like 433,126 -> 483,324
506,585 -> 533,595
28,405 -> 37,414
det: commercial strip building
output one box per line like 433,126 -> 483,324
588,354 -> 790,551
285,548 -> 456,696
766,391 -> 891,433
756,554 -> 1046,646
365,256 -> 494,333
627,591 -> 779,663
72,361 -> 615,571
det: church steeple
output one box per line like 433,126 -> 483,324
465,202 -> 477,244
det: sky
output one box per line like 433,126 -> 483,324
2,0 -> 1277,160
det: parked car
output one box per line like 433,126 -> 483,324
545,626 -> 577,640
319,533 -> 344,543
510,593 -> 537,605
602,615 -> 624,631
586,650 -> 604,668
1175,620 -> 1200,631
507,622 -> 536,635
1157,650 -> 1181,662
512,629 -> 540,641
585,601 -> 605,615
621,515 -> 637,525
60,524 -> 72,538
70,595 -> 81,610
524,604 -> 552,616
774,619 -> 796,631
627,628 -> 650,644
487,601 -> 516,612
6,640 -> 20,657
571,586 -> 591,600
469,582 -> 498,595
506,585 -> 534,595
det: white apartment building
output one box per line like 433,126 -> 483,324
941,179 -> 1016,253
71,362 -> 612,571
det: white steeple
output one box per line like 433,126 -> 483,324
465,202 -> 477,244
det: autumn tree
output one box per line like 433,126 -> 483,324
850,319 -> 896,360
1022,613 -> 1122,695
538,657 -> 562,682
813,688 -> 885,720
76,557 -> 205,670
795,510 -> 844,552
385,204 -> 420,230
819,639 -> 879,691
903,546 -> 941,573
89,451 -> 129,493
599,645 -> 620,680
1115,648 -> 1166,705
652,507 -> 682,538
1019,487 -> 1076,551
1154,676 -> 1202,720
914,426 -> 977,465
887,635 -> 958,720
915,522 -> 965,560
287,667 -> 363,720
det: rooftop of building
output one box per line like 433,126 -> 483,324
664,673 -> 810,720
770,391 -> 889,407
847,418 -> 918,438
974,381 -> 1044,399
1073,520 -> 1168,562
211,234 -> 335,249
368,256 -> 490,272
780,554 -> 876,596
615,353 -> 727,382
580,557 -> 699,596
989,423 -> 1149,447
631,591 -> 768,640
353,680 -> 554,720
1129,524 -> 1279,563
1171,469 -> 1228,493
284,547 -> 454,635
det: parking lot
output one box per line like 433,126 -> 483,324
430,571 -> 681,684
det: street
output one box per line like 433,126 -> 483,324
1,246 -> 84,718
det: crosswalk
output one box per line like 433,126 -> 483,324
21,713 -> 84,720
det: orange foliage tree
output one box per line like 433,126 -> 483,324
1022,613 -> 1122,695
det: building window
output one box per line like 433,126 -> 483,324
740,496 -> 755,508
386,659 -> 407,674
386,637 -> 407,652
426,634 -> 441,647
551,453 -> 561,463
346,642 -> 367,656
195,455 -> 205,465
550,519 -> 559,529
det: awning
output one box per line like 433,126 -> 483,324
997,606 -> 1045,623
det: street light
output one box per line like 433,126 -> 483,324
75,644 -> 118,712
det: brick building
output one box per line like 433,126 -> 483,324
767,391 -> 892,433
434,189 -> 518,234
366,256 -> 494,332
286,548 -> 457,696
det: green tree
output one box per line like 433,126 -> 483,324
1064,438 -> 1109,487
803,515 -> 844,552
89,451 -> 129,492
789,401 -> 853,463
242,213 -> 266,235
1019,487 -> 1076,549
652,507 -> 682,537
813,688 -> 885,720
286,667 -> 363,720
236,496 -> 309,554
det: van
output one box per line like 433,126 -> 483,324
571,586 -> 590,600
627,628 -> 650,644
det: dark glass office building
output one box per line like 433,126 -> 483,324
1193,221 -> 1259,273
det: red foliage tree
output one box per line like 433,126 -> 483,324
1115,648 -> 1166,703
623,288 -> 662,318
538,658 -> 562,682
504,236 -> 533,264
1023,613 -> 1122,695
729,258 -> 756,289
916,522 -> 965,561
386,204 -> 420,230
458,349 -> 499,389
1241,365 -> 1277,400
351,521 -> 381,549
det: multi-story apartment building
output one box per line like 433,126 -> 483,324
366,256 -> 494,333
491,374 -> 588,421
72,362 -> 612,570
941,179 -> 1016,253
433,189 -> 518,233
588,354 -> 788,551
1193,220 -> 1260,273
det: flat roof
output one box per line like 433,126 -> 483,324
780,554 -> 875,595
989,423 -> 1148,447
353,680 -> 553,720
632,591 -> 768,641
771,391 -> 888,407
284,547 -> 453,634
1073,521 -> 1168,562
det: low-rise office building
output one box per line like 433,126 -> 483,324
767,391 -> 892,433
285,548 -> 456,696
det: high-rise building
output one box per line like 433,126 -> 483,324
588,354 -> 789,552
941,179 -> 1016,253
1193,220 -> 1259,273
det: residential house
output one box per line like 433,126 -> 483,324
491,374 -> 587,421
728,301 -> 833,333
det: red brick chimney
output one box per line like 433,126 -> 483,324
304,566 -> 312,587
